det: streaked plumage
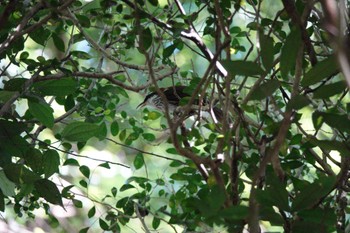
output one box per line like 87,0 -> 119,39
137,86 -> 222,121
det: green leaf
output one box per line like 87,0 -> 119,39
152,217 -> 160,229
220,206 -> 249,220
0,170 -> 16,196
170,173 -> 187,181
34,179 -> 63,206
133,153 -> 144,170
308,138 -> 350,157
147,0 -> 158,6
206,185 -> 226,213
166,148 -> 178,154
99,218 -> 109,230
140,27 -> 152,51
163,44 -> 176,58
79,227 -> 89,233
0,133 -> 31,158
169,160 -> 183,167
119,129 -> 126,141
148,111 -> 162,120
79,165 -> 90,178
260,206 -> 284,225
24,148 -> 44,175
98,162 -> 110,169
32,78 -> 77,96
76,14 -> 91,28
73,199 -> 83,208
298,207 -> 336,226
222,60 -> 265,76
110,121 -> 119,136
312,111 -> 350,133
248,79 -> 280,101
28,99 -> 54,128
301,56 -> 338,87
88,206 -> 96,218
52,33 -> 65,52
280,28 -> 301,79
20,51 -> 29,60
30,27 -> 50,46
63,158 -> 80,166
0,90 -> 17,103
4,78 -> 26,91
256,175 -> 290,211
142,133 -> 155,141
313,81 -> 346,99
111,187 -> 118,197
4,164 -> 40,184
70,50 -> 91,60
0,190 -> 4,211
286,95 -> 310,111
79,180 -> 88,188
259,33 -> 274,71
62,122 -> 100,142
120,184 -> 135,192
292,176 -> 336,211
126,176 -> 149,184
43,149 -> 60,178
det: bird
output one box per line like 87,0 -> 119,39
137,86 -> 222,121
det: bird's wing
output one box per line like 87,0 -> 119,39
162,86 -> 191,105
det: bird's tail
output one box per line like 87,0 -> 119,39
212,107 -> 223,122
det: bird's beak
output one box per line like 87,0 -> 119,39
137,101 -> 146,109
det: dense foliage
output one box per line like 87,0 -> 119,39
0,0 -> 350,232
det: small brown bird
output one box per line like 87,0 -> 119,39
137,86 -> 222,121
